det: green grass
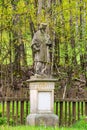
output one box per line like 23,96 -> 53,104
0,118 -> 87,130
0,126 -> 83,130
72,118 -> 87,130
0,120 -> 87,130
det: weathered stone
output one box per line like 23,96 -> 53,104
27,23 -> 58,126
26,78 -> 59,126
26,114 -> 58,126
31,23 -> 52,76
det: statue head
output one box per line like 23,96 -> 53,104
39,23 -> 47,32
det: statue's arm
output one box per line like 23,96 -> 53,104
33,44 -> 40,52
31,35 -> 40,52
46,35 -> 52,47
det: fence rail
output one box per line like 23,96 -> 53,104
0,97 -> 87,126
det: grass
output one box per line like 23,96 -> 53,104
0,118 -> 87,130
72,118 -> 87,130
0,125 -> 84,130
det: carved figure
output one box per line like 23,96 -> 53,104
31,23 -> 52,76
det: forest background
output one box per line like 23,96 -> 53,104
0,0 -> 87,98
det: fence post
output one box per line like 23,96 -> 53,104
2,101 -> 5,117
12,101 -> 14,124
60,101 -> 63,126
68,101 -> 71,126
56,101 -> 58,115
85,102 -> 87,116
72,101 -> 76,124
20,100 -> 24,124
78,102 -> 80,120
7,101 -> 10,124
81,102 -> 83,116
16,101 -> 18,125
65,101 -> 67,126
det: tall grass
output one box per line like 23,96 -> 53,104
0,125 -> 84,130
72,117 -> 87,130
0,118 -> 87,130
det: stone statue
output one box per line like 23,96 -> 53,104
31,23 -> 52,77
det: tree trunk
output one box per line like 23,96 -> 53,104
69,0 -> 77,65
79,0 -> 84,70
11,0 -> 27,73
60,0 -> 69,64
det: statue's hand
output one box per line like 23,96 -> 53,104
35,47 -> 40,51
33,45 -> 40,53
46,41 -> 52,47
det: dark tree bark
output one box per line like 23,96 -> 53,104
60,0 -> 69,64
69,0 -> 77,65
79,0 -> 84,70
11,0 -> 27,73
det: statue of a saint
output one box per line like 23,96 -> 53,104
31,23 -> 52,77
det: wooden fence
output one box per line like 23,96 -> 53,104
0,97 -> 87,126
0,97 -> 29,125
55,98 -> 87,126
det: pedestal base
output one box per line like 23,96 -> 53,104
26,77 -> 59,126
26,114 -> 58,126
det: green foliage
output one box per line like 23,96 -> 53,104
0,117 -> 7,125
0,0 -> 34,66
72,117 -> 87,129
0,0 -> 87,68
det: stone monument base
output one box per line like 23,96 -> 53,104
26,77 -> 59,126
26,113 -> 58,126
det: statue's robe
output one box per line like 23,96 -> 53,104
31,30 -> 51,74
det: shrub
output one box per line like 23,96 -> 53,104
72,117 -> 87,129
0,117 -> 7,125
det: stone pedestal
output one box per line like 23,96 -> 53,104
26,77 -> 58,126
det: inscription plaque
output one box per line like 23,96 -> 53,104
38,92 -> 51,111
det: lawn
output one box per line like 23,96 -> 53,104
0,118 -> 87,130
0,126 -> 84,130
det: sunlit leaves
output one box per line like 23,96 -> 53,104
0,0 -> 87,68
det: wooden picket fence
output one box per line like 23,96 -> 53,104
55,98 -> 87,126
0,97 -> 29,125
0,97 -> 87,126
